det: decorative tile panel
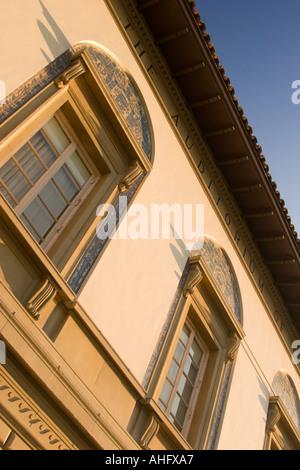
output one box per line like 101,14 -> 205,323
194,238 -> 241,322
0,44 -> 152,162
87,47 -> 152,161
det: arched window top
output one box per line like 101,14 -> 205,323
193,237 -> 242,323
82,45 -> 152,162
272,370 -> 300,431
0,43 -> 153,164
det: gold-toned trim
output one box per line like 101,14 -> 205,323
54,58 -> 87,89
26,276 -> 57,320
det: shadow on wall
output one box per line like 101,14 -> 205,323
169,223 -> 189,282
37,0 -> 71,63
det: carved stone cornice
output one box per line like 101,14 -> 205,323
183,255 -> 203,297
26,276 -> 57,320
118,161 -> 144,192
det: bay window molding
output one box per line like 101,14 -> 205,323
265,396 -> 300,450
143,238 -> 245,449
0,43 -> 153,290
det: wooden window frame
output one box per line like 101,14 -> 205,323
2,111 -> 100,251
147,253 -> 245,449
264,396 -> 300,450
158,319 -> 209,436
0,49 -> 152,276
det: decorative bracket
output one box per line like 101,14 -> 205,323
139,414 -> 160,450
26,276 -> 57,320
225,333 -> 240,364
267,400 -> 281,434
54,58 -> 86,88
118,161 -> 143,192
183,255 -> 203,297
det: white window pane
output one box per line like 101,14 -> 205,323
30,131 -> 59,168
180,324 -> 191,346
43,117 -> 70,154
190,339 -> 203,366
178,375 -> 193,405
160,380 -> 173,407
174,341 -> 185,365
171,394 -> 187,427
66,151 -> 91,187
53,166 -> 79,202
183,357 -> 198,385
14,143 -> 45,184
39,181 -> 68,219
167,359 -> 179,384
24,198 -> 54,238
0,159 -> 31,201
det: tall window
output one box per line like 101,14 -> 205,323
0,115 -> 95,248
158,322 -> 208,435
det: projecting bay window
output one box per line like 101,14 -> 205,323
0,48 -> 152,279
147,252 -> 245,449
158,322 -> 208,435
0,115 -> 96,250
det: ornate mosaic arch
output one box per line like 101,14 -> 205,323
0,43 -> 153,162
0,43 -> 153,293
86,46 -> 152,161
272,370 -> 300,431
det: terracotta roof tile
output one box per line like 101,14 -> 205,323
185,0 -> 300,247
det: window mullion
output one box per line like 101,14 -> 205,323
166,339 -> 190,416
27,141 -> 48,170
51,178 -> 71,204
37,194 -> 58,223
64,161 -> 84,189
40,126 -> 62,157
0,178 -> 18,205
11,156 -> 34,187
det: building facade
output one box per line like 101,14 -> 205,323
0,0 -> 299,450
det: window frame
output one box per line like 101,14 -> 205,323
264,396 -> 300,450
0,49 -> 153,276
158,319 -> 209,437
1,111 -> 100,250
147,253 -> 245,449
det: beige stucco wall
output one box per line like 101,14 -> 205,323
1,0 -> 299,450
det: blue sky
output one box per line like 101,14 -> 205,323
195,0 -> 300,236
